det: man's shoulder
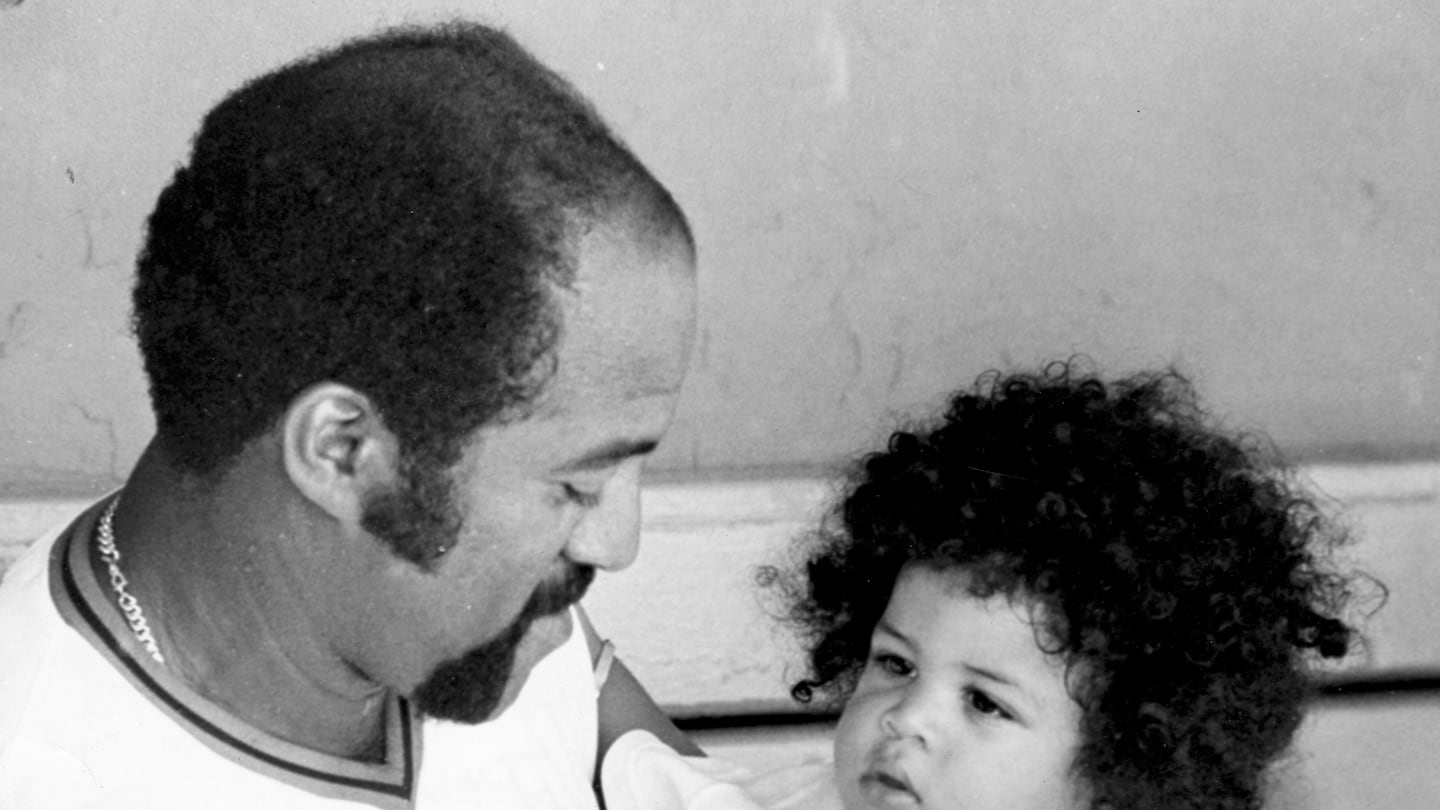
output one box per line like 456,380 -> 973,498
0,507 -> 84,715
0,507 -> 155,807
0,501 -> 148,743
0,502 -> 76,605
0,503 -> 409,809
0,603 -> 413,809
0,498 -> 102,711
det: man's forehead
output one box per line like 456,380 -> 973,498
538,329 -> 691,405
541,223 -> 696,403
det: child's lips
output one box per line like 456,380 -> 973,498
859,763 -> 921,807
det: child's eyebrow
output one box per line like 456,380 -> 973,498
964,664 -> 1019,689
873,618 -> 910,644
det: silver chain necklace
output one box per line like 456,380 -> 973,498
95,496 -> 166,665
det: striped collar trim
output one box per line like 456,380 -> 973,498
49,496 -> 418,808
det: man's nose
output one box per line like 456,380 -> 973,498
563,463 -> 642,572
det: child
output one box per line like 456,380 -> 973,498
600,362 -> 1360,810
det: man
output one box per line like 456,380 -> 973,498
0,21 -> 697,808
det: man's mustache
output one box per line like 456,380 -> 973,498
524,564 -> 595,619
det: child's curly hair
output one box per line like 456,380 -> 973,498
776,361 -> 1358,809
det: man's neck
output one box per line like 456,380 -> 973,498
110,442 -> 392,760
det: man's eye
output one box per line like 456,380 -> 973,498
561,483 -> 601,508
872,652 -> 914,679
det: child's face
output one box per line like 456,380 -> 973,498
832,564 -> 1086,810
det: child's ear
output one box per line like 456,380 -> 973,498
280,382 -> 400,523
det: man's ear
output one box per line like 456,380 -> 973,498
281,382 -> 399,522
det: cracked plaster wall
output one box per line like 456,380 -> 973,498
2,0 -> 1439,496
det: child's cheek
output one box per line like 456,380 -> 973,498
830,697 -> 875,807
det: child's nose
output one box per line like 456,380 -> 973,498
879,688 -> 933,748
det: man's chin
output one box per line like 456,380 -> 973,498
412,608 -> 575,724
488,609 -> 574,717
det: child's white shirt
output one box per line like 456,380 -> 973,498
600,729 -> 842,810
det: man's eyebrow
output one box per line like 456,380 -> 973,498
553,438 -> 659,473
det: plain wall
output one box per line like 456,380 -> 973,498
2,0 -> 1438,495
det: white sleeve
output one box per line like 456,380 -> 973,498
601,730 -> 770,810
600,730 -> 841,810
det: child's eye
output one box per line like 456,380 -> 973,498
871,652 -> 915,679
560,483 -> 602,508
965,687 -> 1014,721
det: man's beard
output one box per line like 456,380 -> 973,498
360,453 -> 463,569
359,454 -> 596,723
410,562 -> 594,723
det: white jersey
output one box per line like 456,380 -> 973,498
0,497 -> 600,810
